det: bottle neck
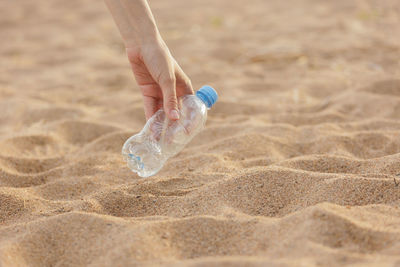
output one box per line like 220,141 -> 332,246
195,91 -> 213,108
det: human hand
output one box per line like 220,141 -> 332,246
104,0 -> 193,120
126,38 -> 193,121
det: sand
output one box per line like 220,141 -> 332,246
1,0 -> 400,266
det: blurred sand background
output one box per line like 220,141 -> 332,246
1,0 -> 400,266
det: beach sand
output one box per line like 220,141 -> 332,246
1,0 -> 400,266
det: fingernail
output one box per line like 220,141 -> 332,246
170,109 -> 180,120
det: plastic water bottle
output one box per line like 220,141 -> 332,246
122,85 -> 218,177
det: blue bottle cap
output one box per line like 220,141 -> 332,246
195,85 -> 218,108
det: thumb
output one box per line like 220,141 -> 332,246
160,75 -> 180,120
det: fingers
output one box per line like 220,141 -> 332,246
174,61 -> 194,96
159,74 -> 180,120
129,42 -> 193,122
141,44 -> 180,121
143,95 -> 162,121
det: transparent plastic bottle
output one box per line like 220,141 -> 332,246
122,86 -> 218,177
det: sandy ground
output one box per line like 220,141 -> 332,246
1,0 -> 400,266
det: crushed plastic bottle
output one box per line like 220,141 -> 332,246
122,85 -> 218,177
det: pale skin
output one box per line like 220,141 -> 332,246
104,0 -> 194,121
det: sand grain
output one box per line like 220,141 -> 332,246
1,0 -> 400,266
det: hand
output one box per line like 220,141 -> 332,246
104,0 -> 193,120
126,38 -> 193,121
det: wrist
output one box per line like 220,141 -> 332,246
125,31 -> 167,64
137,22 -> 160,46
123,3 -> 160,48
124,23 -> 160,48
106,0 -> 163,50
126,27 -> 165,52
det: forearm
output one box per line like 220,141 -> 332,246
104,0 -> 160,47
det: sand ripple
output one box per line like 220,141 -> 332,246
1,0 -> 400,265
